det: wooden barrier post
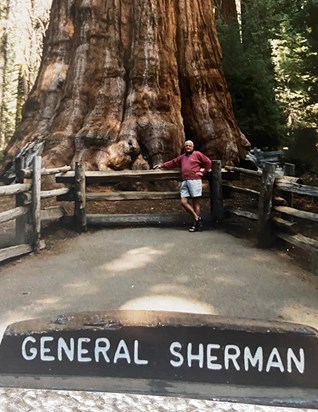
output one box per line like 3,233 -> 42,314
283,163 -> 296,207
283,163 -> 296,177
257,163 -> 276,248
15,157 -> 27,244
31,156 -> 42,252
211,160 -> 223,222
75,162 -> 87,232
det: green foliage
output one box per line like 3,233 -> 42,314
286,128 -> 318,174
269,0 -> 318,128
217,10 -> 286,149
217,0 -> 318,152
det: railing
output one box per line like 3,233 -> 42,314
1,155 -> 317,272
56,160 -> 224,232
274,176 -> 318,253
250,147 -> 286,166
0,176 -> 32,263
223,163 -> 318,272
0,156 -> 71,263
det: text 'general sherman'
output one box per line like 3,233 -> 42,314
21,336 -> 305,374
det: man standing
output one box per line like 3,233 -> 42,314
154,140 -> 212,232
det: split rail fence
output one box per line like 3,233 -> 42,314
223,163 -> 318,272
55,160 -> 224,231
0,156 -> 317,273
0,156 -> 71,263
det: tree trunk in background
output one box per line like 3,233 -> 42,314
0,0 -> 9,148
214,0 -> 238,24
4,0 -> 249,174
0,0 -> 51,153
15,65 -> 29,127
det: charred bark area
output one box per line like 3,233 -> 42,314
4,0 -> 249,175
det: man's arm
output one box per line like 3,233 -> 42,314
153,156 -> 182,170
198,152 -> 212,174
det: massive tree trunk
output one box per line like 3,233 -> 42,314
3,0 -> 249,175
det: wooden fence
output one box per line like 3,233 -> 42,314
57,160 -> 317,260
0,156 -> 71,263
250,147 -> 287,166
55,160 -> 224,232
223,163 -> 318,272
1,156 -> 317,273
0,159 -> 32,263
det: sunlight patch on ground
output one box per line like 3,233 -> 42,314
149,285 -> 194,296
200,253 -> 223,260
33,297 -> 60,306
62,282 -> 99,295
119,295 -> 215,314
102,247 -> 167,272
213,275 -> 242,286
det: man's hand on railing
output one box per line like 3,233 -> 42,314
153,164 -> 163,170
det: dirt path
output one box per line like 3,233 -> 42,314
1,226 -> 318,340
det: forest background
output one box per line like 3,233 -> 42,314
0,0 -> 317,175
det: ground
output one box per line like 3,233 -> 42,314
1,179 -> 318,412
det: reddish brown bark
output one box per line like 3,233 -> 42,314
4,0 -> 249,174
214,0 -> 238,24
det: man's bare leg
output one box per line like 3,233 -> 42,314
193,198 -> 201,219
180,197 -> 198,220
192,198 -> 202,231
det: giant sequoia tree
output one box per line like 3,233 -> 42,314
3,0 -> 249,174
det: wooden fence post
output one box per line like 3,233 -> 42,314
15,157 -> 27,244
211,160 -> 223,222
257,163 -> 276,248
283,163 -> 296,177
32,156 -> 42,252
75,162 -> 87,232
283,163 -> 296,207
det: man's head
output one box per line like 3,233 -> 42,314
184,140 -> 194,154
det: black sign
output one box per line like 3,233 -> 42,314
0,311 -> 318,407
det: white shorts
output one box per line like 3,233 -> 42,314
180,179 -> 202,198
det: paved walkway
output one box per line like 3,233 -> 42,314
1,227 -> 318,340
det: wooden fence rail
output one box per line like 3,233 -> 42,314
56,161 -> 223,232
55,161 -> 317,259
1,155 -> 317,273
0,158 -> 32,262
250,147 -> 286,166
223,162 -> 318,273
0,157 -> 71,263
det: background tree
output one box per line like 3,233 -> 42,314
214,0 -> 238,23
3,0 -> 249,175
0,0 -> 10,148
270,0 -> 318,129
270,0 -> 318,172
0,0 -> 51,153
217,0 -> 317,156
217,0 -> 287,149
